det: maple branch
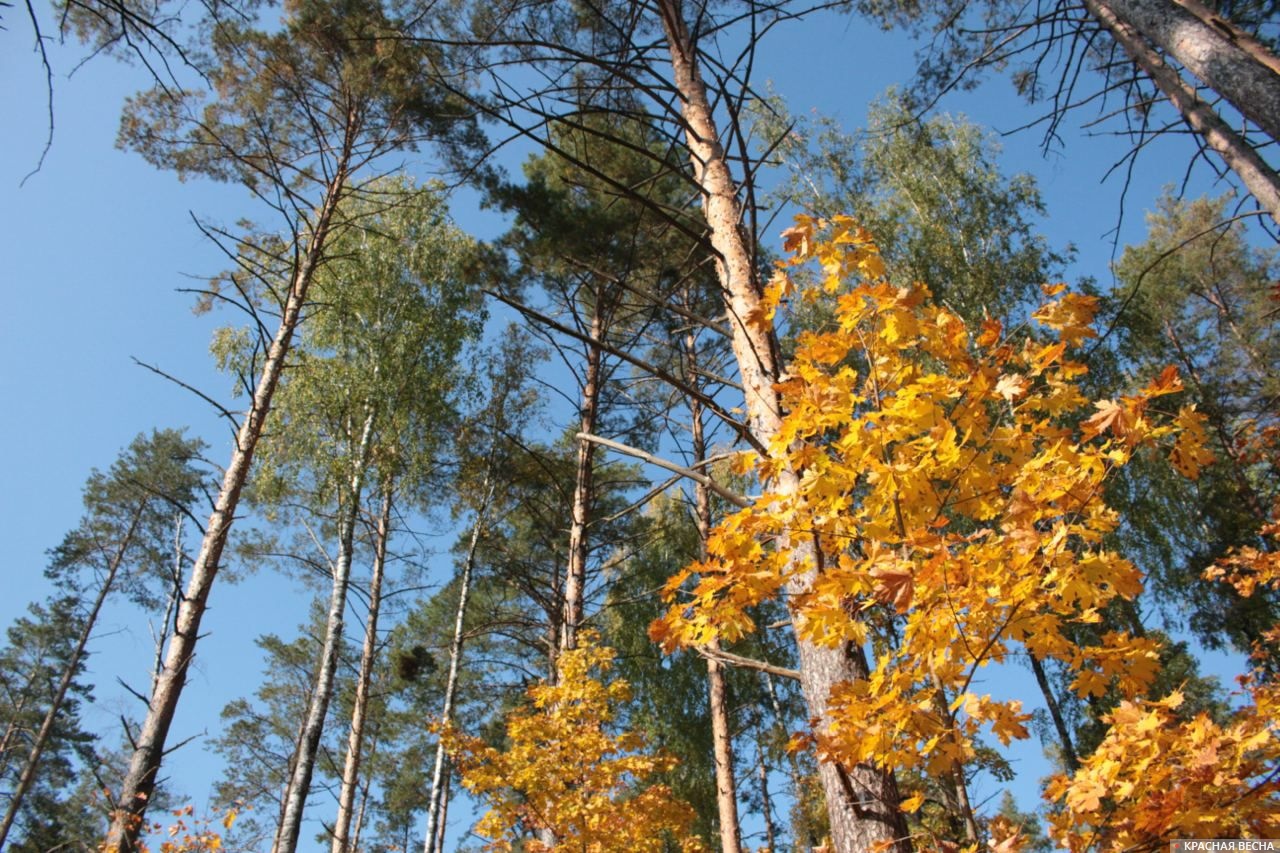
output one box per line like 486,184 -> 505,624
576,433 -> 750,509
695,646 -> 800,682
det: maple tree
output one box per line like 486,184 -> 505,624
440,632 -> 706,853
651,216 -> 1214,843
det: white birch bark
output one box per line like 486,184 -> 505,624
273,408 -> 378,853
423,476 -> 495,853
330,487 -> 394,853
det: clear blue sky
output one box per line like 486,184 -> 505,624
0,4 -> 1256,848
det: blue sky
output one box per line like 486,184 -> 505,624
0,3 -> 1260,848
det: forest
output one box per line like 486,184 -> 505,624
1,0 -> 1278,851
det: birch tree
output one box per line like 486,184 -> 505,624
234,180 -> 482,853
105,0 -> 477,842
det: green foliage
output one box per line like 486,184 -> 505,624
0,597 -> 101,849
761,91 -> 1065,325
1108,191 -> 1280,664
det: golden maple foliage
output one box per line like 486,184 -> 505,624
440,633 -> 705,853
647,216 -> 1280,849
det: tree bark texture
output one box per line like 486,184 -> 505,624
1100,0 -> 1280,145
104,164 -> 347,849
1084,0 -> 1280,223
656,3 -> 910,850
561,301 -> 604,654
274,409 -> 378,853
331,487 -> 394,853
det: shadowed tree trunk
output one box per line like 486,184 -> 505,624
1083,0 -> 1280,223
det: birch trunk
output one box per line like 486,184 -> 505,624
1098,0 -> 1280,145
561,300 -> 604,654
656,3 -> 910,850
330,487 -> 394,853
105,159 -> 350,852
1084,0 -> 1280,223
0,508 -> 143,848
423,476 -> 495,853
274,408 -> 378,853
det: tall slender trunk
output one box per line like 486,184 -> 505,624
274,408 -> 378,853
561,300 -> 604,654
149,511 -> 185,697
331,486 -> 394,853
1084,0 -> 1280,223
105,158 -> 351,852
0,508 -> 144,848
757,745 -> 777,853
1098,0 -> 1280,145
686,329 -> 742,853
1029,654 -> 1080,773
434,770 -> 450,853
655,3 -> 909,850
423,476 -> 496,853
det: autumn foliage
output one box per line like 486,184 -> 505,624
646,216 -> 1280,848
440,633 -> 705,853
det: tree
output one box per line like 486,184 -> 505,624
759,92 -> 1066,325
104,0 -> 477,842
234,178 -> 481,853
1108,191 -> 1280,666
651,219 -> 1212,848
441,632 -> 706,853
421,332 -> 542,853
445,4 -> 913,848
0,597 -> 102,851
0,429 -> 206,850
856,0 -> 1280,224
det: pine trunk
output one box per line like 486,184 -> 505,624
331,487 -> 394,853
1084,0 -> 1280,222
105,162 -> 350,852
656,3 -> 910,850
1099,0 -> 1280,145
687,330 -> 743,853
274,409 -> 378,853
0,508 -> 143,847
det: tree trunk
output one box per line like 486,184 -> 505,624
757,745 -> 777,853
0,507 -> 144,848
149,511 -> 185,697
1029,653 -> 1080,773
105,161 -> 350,852
687,330 -> 743,853
424,476 -> 495,853
561,299 -> 604,654
1084,0 -> 1280,223
274,408 -> 378,853
656,3 -> 909,850
331,486 -> 394,853
1099,0 -> 1280,146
